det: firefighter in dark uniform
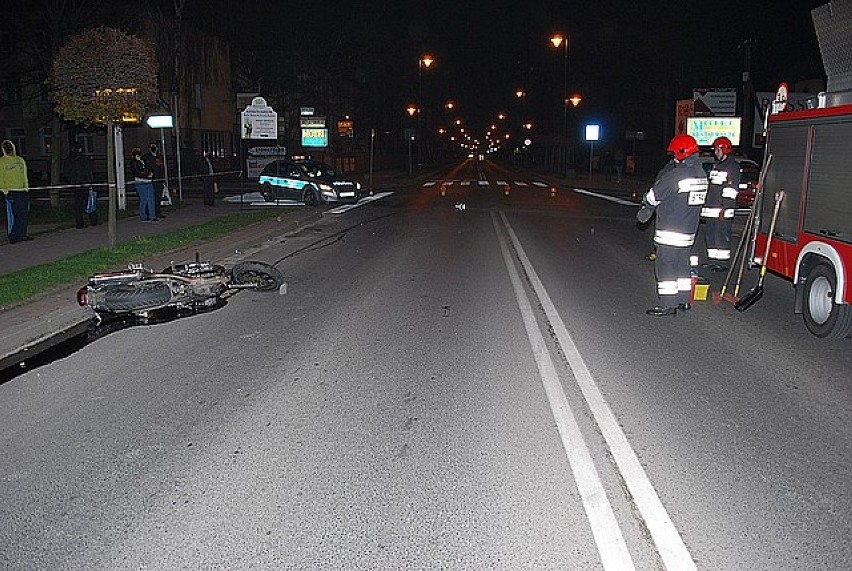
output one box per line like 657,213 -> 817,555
700,136 -> 741,270
637,134 -> 708,316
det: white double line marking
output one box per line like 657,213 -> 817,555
494,211 -> 696,571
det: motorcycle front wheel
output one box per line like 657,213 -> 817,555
230,261 -> 283,292
97,282 -> 172,313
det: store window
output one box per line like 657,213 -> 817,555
39,127 -> 52,156
8,128 -> 26,156
76,133 -> 95,155
201,131 -> 225,158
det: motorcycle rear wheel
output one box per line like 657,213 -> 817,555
98,282 -> 172,313
231,261 -> 283,292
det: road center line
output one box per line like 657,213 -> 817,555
491,212 -> 635,570
498,211 -> 697,571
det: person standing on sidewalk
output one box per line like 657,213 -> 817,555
142,143 -> 165,219
200,151 -> 216,206
62,142 -> 98,228
130,147 -> 157,222
613,147 -> 625,183
636,134 -> 707,316
1,139 -> 31,244
700,136 -> 740,270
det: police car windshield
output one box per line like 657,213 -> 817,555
299,162 -> 339,178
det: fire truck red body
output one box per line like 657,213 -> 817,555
752,0 -> 852,338
756,92 -> 852,337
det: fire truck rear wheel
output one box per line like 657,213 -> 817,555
803,263 -> 852,339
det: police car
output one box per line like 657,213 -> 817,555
257,157 -> 362,206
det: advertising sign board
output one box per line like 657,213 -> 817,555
302,128 -> 328,148
687,116 -> 741,146
240,97 -> 278,140
693,88 -> 737,116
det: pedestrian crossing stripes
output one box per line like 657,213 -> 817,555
423,180 -> 642,207
424,179 -> 556,188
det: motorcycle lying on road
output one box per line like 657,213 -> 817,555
77,256 -> 284,321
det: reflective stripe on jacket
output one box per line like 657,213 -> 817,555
644,154 -> 707,248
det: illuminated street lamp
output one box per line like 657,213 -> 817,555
568,93 -> 582,107
550,33 -> 571,178
406,104 -> 418,117
417,54 -> 434,168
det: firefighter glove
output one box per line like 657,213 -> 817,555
636,205 -> 654,224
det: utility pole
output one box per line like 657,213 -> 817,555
741,39 -> 755,156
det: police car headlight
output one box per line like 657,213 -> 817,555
318,183 -> 333,191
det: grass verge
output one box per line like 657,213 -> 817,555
0,209 -> 288,308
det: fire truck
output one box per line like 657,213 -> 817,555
754,1 -> 852,338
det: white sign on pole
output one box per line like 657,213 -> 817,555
246,146 -> 288,179
113,124 -> 126,210
585,124 -> 600,142
240,96 -> 278,139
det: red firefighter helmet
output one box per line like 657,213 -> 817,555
712,136 -> 734,155
667,134 -> 699,161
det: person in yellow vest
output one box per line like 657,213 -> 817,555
1,140 -> 31,244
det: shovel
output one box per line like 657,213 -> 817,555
735,190 -> 784,311
713,153 -> 771,306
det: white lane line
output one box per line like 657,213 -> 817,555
515,181 -> 529,187
461,180 -> 471,186
491,212 -> 635,571
327,192 -> 394,214
533,181 -> 549,187
499,212 -> 697,571
423,181 -> 437,187
496,180 -> 509,186
572,187 -> 639,206
478,180 -> 489,186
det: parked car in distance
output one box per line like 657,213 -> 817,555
699,154 -> 761,209
258,157 -> 362,206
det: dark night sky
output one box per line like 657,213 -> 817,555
344,0 -> 828,147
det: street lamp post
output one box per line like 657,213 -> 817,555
550,34 -> 569,178
146,112 -> 174,205
418,54 -> 434,170
406,104 -> 418,177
